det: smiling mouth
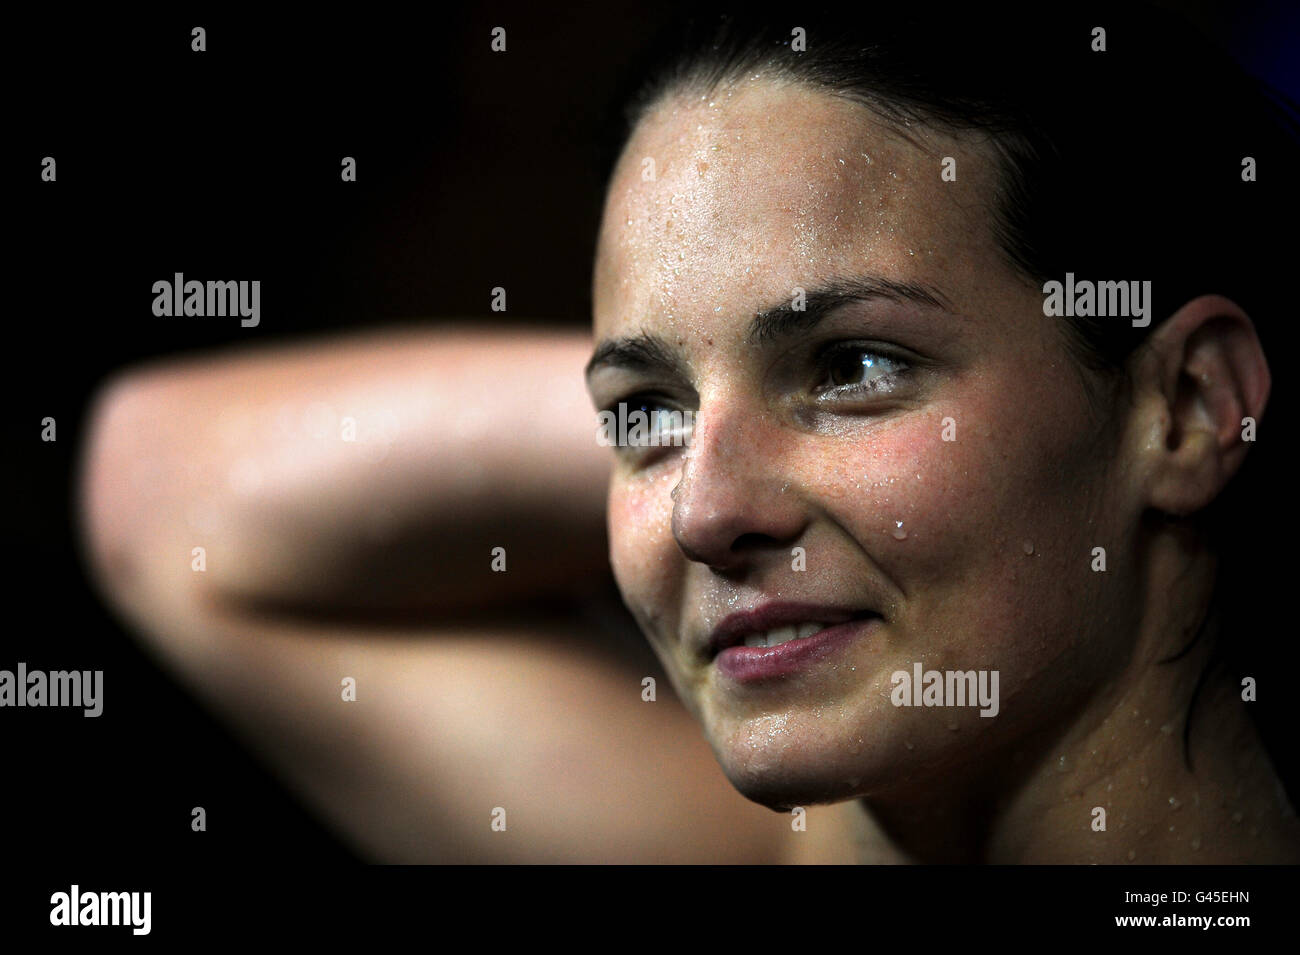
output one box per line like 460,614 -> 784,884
706,603 -> 880,659
741,621 -> 839,648
707,606 -> 884,685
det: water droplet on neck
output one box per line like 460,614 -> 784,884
1022,539 -> 1035,555
892,521 -> 908,540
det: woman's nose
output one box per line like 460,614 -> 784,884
669,405 -> 809,571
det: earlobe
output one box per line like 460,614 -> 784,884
1126,295 -> 1270,517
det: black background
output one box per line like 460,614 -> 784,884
7,0 -> 1298,934
12,3 -> 675,868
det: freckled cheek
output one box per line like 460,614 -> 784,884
799,419 -> 990,553
809,410 -> 1106,690
807,416 -> 1059,603
607,475 -> 680,626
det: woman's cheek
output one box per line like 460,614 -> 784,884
812,395 -> 1119,718
607,470 -> 679,628
802,413 -> 989,560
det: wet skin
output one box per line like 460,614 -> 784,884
587,79 -> 1296,862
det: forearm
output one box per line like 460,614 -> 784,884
78,323 -> 611,617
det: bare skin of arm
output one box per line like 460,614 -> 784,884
77,324 -> 859,863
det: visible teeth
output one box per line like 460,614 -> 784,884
741,622 -> 828,649
766,625 -> 798,646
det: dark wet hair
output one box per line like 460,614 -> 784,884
606,1 -> 1299,791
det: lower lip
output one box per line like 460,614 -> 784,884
713,616 -> 880,684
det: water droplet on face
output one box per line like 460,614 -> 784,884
904,740 -> 914,751
1139,775 -> 1149,788
1057,755 -> 1068,773
1022,539 -> 1035,555
892,521 -> 908,540
1169,796 -> 1182,810
1127,849 -> 1137,861
1190,837 -> 1201,851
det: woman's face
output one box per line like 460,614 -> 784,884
588,80 -> 1142,808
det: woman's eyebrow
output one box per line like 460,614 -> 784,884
586,333 -> 686,381
746,275 -> 953,346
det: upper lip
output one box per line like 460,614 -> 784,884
705,602 -> 878,657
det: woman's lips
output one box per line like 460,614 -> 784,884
706,603 -> 881,683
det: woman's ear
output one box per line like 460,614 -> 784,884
1124,295 -> 1270,517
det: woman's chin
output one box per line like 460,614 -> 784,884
705,715 -> 903,809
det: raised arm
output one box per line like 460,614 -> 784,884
76,323 -> 828,862
80,325 -> 612,618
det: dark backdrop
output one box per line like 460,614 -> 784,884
8,1 -> 1297,870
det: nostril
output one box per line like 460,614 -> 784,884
731,532 -> 781,552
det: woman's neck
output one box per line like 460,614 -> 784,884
844,542 -> 1300,864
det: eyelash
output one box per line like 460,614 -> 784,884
812,342 -> 911,398
600,394 -> 678,417
599,394 -> 691,456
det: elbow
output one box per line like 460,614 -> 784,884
76,368 -> 191,612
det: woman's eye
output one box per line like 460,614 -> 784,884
598,397 -> 695,453
817,346 -> 909,393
